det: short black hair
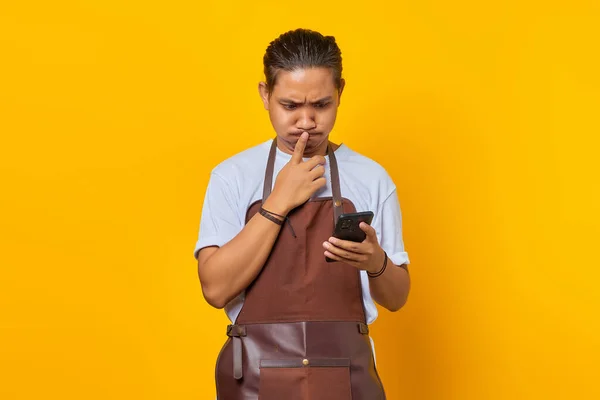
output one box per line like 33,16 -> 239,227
263,28 -> 343,93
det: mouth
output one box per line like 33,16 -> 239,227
289,131 -> 320,137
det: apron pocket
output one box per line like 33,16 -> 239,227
258,358 -> 351,400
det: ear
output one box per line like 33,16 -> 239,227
258,82 -> 270,110
337,79 -> 346,106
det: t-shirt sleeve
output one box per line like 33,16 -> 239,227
193,172 -> 243,259
374,188 -> 410,267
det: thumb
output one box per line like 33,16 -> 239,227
359,222 -> 378,243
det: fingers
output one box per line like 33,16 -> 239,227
324,251 -> 344,263
303,155 -> 326,170
311,177 -> 327,191
323,241 -> 365,263
327,236 -> 364,253
291,132 -> 309,164
308,165 -> 325,181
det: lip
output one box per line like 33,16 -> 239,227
289,131 -> 320,136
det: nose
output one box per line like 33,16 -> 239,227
296,107 -> 317,131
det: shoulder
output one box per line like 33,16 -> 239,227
337,145 -> 396,198
210,140 -> 271,181
338,145 -> 390,176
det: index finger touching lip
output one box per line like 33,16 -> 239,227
291,132 -> 309,163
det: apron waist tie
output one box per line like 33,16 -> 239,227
226,324 -> 247,380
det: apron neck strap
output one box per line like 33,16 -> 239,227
262,138 -> 343,222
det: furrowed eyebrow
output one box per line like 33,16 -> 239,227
311,96 -> 333,104
279,96 -> 333,105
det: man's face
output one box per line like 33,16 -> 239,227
259,67 -> 344,156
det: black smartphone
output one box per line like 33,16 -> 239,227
325,211 -> 374,262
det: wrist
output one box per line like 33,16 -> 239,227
263,193 -> 291,217
367,249 -> 388,277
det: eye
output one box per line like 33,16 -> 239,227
282,103 -> 298,110
314,102 -> 331,109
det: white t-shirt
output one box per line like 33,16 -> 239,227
194,139 -> 410,325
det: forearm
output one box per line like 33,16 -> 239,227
198,198 -> 288,309
369,255 -> 410,312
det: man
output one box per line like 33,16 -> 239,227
194,28 -> 410,399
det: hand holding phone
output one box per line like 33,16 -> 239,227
326,211 -> 374,262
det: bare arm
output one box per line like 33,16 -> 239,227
197,132 -> 326,309
197,196 -> 287,309
368,254 -> 410,312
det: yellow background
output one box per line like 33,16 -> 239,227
1,0 -> 599,399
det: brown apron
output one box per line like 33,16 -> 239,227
215,139 -> 386,399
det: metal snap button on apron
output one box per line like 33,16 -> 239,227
302,358 -> 309,366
